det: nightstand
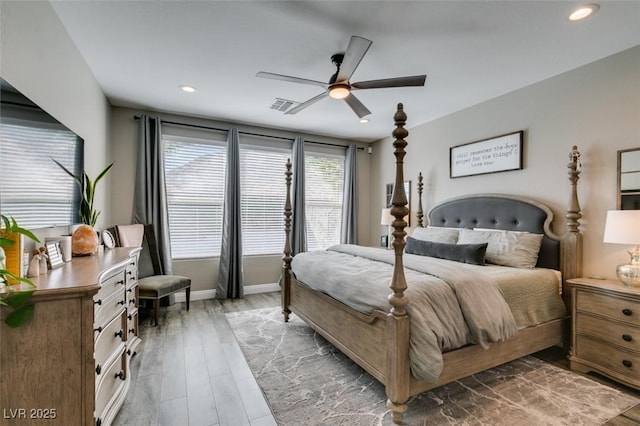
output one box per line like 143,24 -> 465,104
567,277 -> 640,389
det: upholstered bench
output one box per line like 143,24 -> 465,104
138,275 -> 191,326
109,223 -> 191,326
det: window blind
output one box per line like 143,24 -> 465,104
164,137 -> 226,258
0,119 -> 82,229
304,151 -> 344,251
240,145 -> 289,256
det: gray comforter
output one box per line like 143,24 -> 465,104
290,244 -> 518,382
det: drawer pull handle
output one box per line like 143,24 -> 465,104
127,288 -> 133,293
117,300 -> 125,306
127,349 -> 131,356
623,334 -> 633,342
130,298 -> 136,304
129,328 -> 135,334
94,299 -> 102,306
114,329 -> 124,338
115,371 -> 125,380
623,308 -> 633,316
95,364 -> 102,375
94,326 -> 103,333
96,418 -> 102,426
623,360 -> 633,368
128,314 -> 133,320
117,280 -> 125,285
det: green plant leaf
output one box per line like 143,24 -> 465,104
4,304 -> 35,328
5,290 -> 35,309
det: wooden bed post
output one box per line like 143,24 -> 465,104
416,172 -> 424,228
282,158 -> 293,322
561,146 -> 583,307
386,103 -> 411,424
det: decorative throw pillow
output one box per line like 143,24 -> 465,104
411,226 -> 459,244
405,237 -> 487,265
457,228 -> 543,269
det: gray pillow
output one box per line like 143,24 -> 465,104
410,226 -> 459,244
405,237 -> 487,265
457,228 -> 543,269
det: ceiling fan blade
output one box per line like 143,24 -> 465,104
285,91 -> 329,115
336,36 -> 372,82
256,71 -> 328,89
351,75 -> 427,90
344,93 -> 371,119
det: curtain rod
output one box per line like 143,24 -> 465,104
133,115 -> 364,151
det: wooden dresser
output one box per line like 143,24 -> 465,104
0,247 -> 141,425
568,277 -> 640,389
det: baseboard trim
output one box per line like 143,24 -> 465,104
174,283 -> 280,302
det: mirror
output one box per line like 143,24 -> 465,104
0,77 -> 84,228
618,148 -> 640,209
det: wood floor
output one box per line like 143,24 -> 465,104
114,291 -> 640,426
113,293 -> 280,426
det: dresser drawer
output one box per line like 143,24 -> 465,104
95,290 -> 126,328
576,312 -> 640,352
95,271 -> 126,304
575,335 -> 640,381
126,258 -> 138,286
95,312 -> 126,370
576,289 -> 640,323
95,352 -> 127,425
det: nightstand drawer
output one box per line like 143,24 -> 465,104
576,313 -> 640,352
577,289 -> 640,323
575,335 -> 640,381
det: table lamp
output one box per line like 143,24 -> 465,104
603,210 -> 640,286
380,208 -> 394,249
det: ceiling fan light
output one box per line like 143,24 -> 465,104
329,84 -> 350,99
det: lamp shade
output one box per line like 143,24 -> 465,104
380,208 -> 393,226
603,210 -> 640,244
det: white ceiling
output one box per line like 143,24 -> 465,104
50,1 -> 640,143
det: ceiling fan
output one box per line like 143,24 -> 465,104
256,35 -> 426,119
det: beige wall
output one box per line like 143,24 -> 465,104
0,0 -> 113,228
369,45 -> 640,280
109,106 -> 371,291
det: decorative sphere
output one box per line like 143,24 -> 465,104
72,225 -> 99,256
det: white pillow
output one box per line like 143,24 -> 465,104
411,226 -> 459,244
457,228 -> 543,269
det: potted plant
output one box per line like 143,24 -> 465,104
52,160 -> 114,227
0,214 -> 40,327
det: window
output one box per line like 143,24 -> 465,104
0,116 -> 83,229
305,150 -> 344,251
240,144 -> 289,256
164,136 -> 226,258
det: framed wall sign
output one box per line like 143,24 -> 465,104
450,131 -> 523,178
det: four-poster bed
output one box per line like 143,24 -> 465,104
281,103 -> 583,423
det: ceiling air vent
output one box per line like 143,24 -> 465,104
270,98 -> 296,113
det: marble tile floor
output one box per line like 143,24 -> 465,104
114,291 -> 640,426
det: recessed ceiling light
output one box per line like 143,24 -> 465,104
179,85 -> 196,93
359,118 -> 369,124
569,4 -> 600,21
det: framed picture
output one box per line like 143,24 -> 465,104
46,242 -> 64,269
450,131 -> 523,178
385,181 -> 411,226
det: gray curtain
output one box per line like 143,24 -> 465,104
291,136 -> 307,255
134,115 -> 173,274
341,144 -> 358,244
216,128 -> 243,299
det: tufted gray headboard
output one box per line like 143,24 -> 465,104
428,194 -> 560,270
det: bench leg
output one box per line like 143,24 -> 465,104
154,298 -> 160,326
186,287 -> 191,311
